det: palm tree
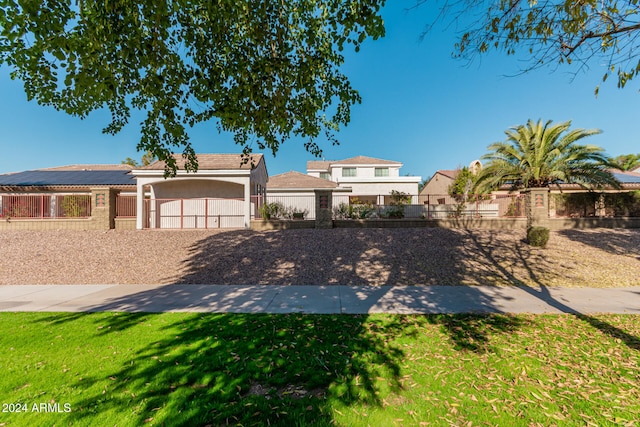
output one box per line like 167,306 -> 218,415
474,119 -> 621,193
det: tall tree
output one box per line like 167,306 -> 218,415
474,119 -> 621,192
121,151 -> 157,167
414,0 -> 640,93
610,153 -> 640,171
0,0 -> 385,175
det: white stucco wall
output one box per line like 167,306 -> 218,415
134,173 -> 258,229
336,180 -> 419,196
264,191 -> 317,219
151,179 -> 243,199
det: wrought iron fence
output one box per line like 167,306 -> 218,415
0,194 -> 91,219
253,193 -> 527,220
115,195 -> 137,218
551,192 -> 640,218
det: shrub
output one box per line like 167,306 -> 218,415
332,201 -> 376,219
258,202 -> 285,219
386,190 -> 411,219
527,226 -> 550,247
283,206 -> 308,220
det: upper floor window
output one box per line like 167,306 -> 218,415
320,172 -> 331,180
342,168 -> 357,177
375,168 -> 389,177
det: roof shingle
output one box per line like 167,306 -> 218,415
141,154 -> 264,170
268,171 -> 337,189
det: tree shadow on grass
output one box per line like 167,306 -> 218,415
30,312 -> 416,426
21,227 -> 640,424
29,309 -> 527,426
464,230 -> 640,352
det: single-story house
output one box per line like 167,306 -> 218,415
419,169 -> 460,199
265,171 -> 351,219
0,164 -> 136,229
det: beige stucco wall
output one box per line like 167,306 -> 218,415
114,218 -> 136,230
420,173 -> 454,196
0,218 -> 101,230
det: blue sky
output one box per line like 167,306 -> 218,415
1,2 -> 638,180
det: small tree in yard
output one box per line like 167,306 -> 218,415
448,167 -> 475,198
448,167 -> 476,217
386,191 -> 411,219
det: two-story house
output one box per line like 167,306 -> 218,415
306,156 -> 421,204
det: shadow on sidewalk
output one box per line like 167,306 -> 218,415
464,230 -> 640,352
22,228 -> 639,425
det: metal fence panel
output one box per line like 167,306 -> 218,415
144,197 -> 247,229
0,194 -> 91,219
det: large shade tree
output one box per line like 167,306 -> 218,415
0,0 -> 385,175
474,119 -> 621,192
414,0 -> 640,93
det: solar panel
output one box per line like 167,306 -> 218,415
613,172 -> 640,184
0,170 -> 135,186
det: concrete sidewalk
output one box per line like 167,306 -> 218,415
1,284 -> 639,314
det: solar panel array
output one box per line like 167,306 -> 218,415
0,170 -> 135,186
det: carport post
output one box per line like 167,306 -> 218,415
136,181 -> 145,229
244,178 -> 251,229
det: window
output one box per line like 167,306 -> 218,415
375,168 -> 389,177
319,172 -> 331,180
342,168 -> 356,177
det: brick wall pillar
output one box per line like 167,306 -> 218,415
315,190 -> 333,229
91,187 -> 117,230
525,187 -> 550,228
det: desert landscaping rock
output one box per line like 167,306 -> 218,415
0,228 -> 638,287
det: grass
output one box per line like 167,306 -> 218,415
0,312 -> 639,426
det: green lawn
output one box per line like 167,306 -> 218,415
0,312 -> 638,426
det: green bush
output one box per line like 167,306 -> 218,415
332,201 -> 376,219
386,190 -> 411,218
258,202 -> 285,219
527,226 -> 550,247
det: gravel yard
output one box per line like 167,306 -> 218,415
0,228 -> 639,287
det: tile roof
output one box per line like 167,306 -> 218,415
141,154 -> 264,170
307,156 -> 401,171
306,160 -> 332,171
436,170 -> 460,180
0,170 -> 135,186
332,156 -> 401,166
268,171 -> 338,189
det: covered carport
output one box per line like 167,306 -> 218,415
132,154 -> 268,229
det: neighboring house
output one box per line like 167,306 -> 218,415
131,154 -> 268,229
419,170 -> 459,199
265,171 -> 351,219
0,164 -> 136,229
306,156 -> 421,204
420,161 -> 482,199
